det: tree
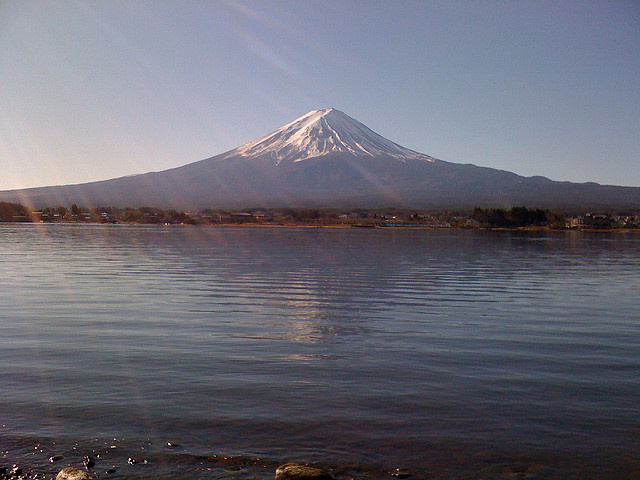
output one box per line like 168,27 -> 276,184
0,202 -> 29,222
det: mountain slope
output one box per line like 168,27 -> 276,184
1,108 -> 639,210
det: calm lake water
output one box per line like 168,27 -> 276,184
1,224 -> 639,479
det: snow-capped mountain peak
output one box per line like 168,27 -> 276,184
224,108 -> 435,164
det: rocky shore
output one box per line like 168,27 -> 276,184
0,461 -> 363,480
0,434 -> 423,480
4,449 -> 640,480
2,437 -> 638,480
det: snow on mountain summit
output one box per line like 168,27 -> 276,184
225,108 -> 435,164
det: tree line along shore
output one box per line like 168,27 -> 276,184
1,201 -> 639,230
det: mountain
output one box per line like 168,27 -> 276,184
227,108 -> 433,163
1,108 -> 639,210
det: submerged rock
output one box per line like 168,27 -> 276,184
82,456 -> 94,470
390,468 -> 412,479
55,467 -> 93,480
275,463 -> 334,480
1,465 -> 22,479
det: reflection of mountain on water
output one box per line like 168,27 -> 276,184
189,227 -> 540,349
215,228 -> 396,348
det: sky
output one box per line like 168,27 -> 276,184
1,0 -> 639,191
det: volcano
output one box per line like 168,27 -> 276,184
225,108 -> 434,164
1,108 -> 639,210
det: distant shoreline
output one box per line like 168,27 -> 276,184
3,201 -> 639,230
3,221 -> 640,233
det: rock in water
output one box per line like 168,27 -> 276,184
83,456 -> 95,470
390,468 -> 412,478
275,463 -> 334,480
56,467 -> 94,480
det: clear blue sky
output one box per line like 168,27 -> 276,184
1,0 -> 639,190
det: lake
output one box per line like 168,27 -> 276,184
1,224 -> 639,479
